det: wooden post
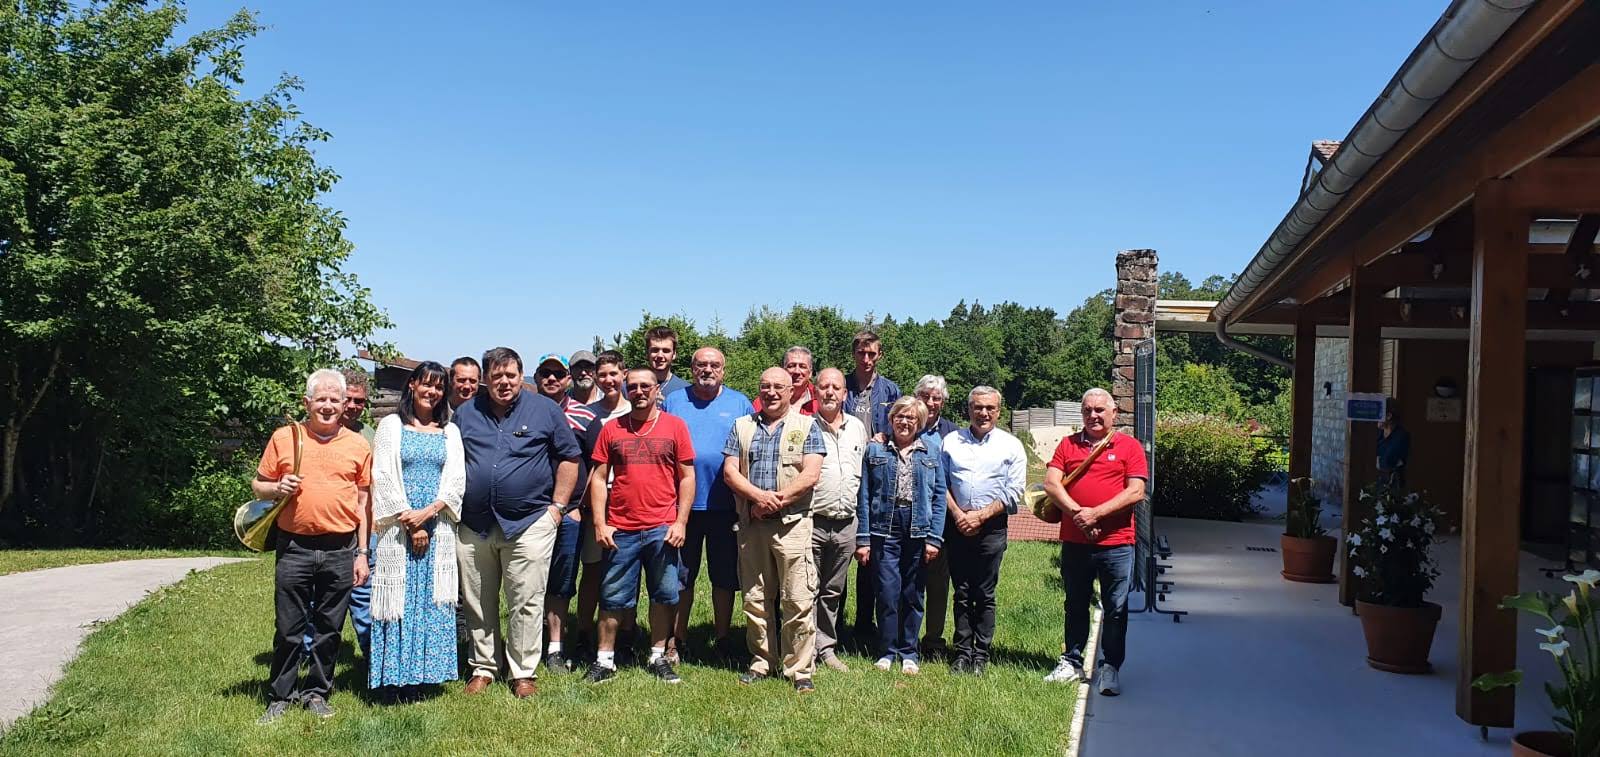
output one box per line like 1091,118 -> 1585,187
1456,179 -> 1526,727
1288,310 -> 1316,494
1340,264 -> 1381,606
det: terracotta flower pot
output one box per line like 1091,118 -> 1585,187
1356,600 -> 1441,674
1280,534 -> 1336,583
1511,731 -> 1572,757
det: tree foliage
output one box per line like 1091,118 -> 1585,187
0,1 -> 388,544
611,295 -> 1118,424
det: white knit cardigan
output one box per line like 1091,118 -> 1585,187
369,413 -> 465,621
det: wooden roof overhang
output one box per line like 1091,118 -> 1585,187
1222,0 -> 1600,329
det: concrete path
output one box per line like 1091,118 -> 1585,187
1081,517 -> 1567,756
0,557 -> 249,729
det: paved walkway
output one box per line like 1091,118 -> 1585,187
1081,517 -> 1568,756
0,557 -> 249,729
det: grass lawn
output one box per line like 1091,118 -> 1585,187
0,540 -> 1077,755
0,548 -> 252,576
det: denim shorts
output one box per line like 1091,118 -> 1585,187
547,513 -> 582,598
601,524 -> 682,611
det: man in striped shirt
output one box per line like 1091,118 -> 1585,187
535,353 -> 599,673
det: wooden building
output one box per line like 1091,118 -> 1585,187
1207,0 -> 1600,728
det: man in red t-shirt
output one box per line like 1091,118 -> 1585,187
1041,387 -> 1148,697
584,368 -> 696,685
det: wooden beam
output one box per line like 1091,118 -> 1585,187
1250,296 -> 1600,329
1364,252 -> 1596,291
1546,213 -> 1600,301
1289,311 -> 1316,489
1231,1 -> 1590,318
1456,180 -> 1526,727
1508,158 -> 1600,213
1340,263 -> 1381,606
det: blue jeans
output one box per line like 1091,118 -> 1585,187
601,524 -> 682,611
1060,543 -> 1133,670
547,514 -> 582,598
871,507 -> 925,662
305,534 -> 375,655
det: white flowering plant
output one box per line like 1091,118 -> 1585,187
1346,481 -> 1442,607
1472,569 -> 1599,757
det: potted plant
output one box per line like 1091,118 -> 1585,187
1347,481 -> 1443,674
1281,477 -> 1335,583
1471,569 -> 1599,757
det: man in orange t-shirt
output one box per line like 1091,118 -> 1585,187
1041,387 -> 1147,698
252,368 -> 372,724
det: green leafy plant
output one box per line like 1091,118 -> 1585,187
1346,481 -> 1442,607
1285,476 -> 1326,539
1473,570 -> 1600,757
1152,413 -> 1274,521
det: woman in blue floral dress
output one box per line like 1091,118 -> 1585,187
368,361 -> 466,698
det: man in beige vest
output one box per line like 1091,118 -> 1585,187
721,367 -> 827,692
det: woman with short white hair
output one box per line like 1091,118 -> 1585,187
855,396 -> 948,675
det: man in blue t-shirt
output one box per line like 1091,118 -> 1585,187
662,346 -> 753,662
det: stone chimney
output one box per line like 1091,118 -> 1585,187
1112,249 -> 1158,431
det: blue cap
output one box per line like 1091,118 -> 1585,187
536,353 -> 569,370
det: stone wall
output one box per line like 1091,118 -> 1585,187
1311,336 -> 1348,505
1112,249 -> 1157,432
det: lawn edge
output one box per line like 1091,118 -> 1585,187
1064,606 -> 1099,757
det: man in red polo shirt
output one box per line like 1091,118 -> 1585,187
1041,387 -> 1148,697
752,346 -> 818,416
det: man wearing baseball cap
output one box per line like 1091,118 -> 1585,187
569,350 -> 602,405
534,352 -> 598,673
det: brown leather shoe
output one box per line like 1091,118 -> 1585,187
463,675 -> 493,695
511,677 -> 538,699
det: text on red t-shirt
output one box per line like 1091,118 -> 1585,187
592,412 -> 695,531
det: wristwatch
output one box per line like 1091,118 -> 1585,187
356,548 -> 371,556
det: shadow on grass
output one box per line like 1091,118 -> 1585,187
987,644 -> 1059,670
226,640 -> 384,705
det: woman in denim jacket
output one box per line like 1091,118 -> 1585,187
855,396 -> 947,674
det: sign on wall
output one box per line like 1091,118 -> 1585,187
1346,392 -> 1387,422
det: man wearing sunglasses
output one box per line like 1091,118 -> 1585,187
534,353 -> 598,674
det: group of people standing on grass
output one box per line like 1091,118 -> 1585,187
251,327 -> 1148,724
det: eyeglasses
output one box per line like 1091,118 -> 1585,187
538,369 -> 569,379
346,397 -> 368,406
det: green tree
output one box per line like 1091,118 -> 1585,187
0,1 -> 389,542
1159,363 -> 1248,421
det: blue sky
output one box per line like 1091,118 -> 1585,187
187,1 -> 1445,364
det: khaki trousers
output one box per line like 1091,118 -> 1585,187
738,516 -> 817,679
456,515 -> 560,680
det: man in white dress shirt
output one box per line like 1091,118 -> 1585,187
939,385 -> 1026,675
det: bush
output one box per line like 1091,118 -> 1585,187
134,464 -> 256,548
1153,413 -> 1274,521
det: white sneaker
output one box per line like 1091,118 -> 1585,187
901,660 -> 920,676
874,656 -> 893,671
1043,658 -> 1084,683
1096,664 -> 1121,696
